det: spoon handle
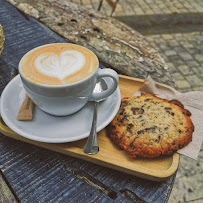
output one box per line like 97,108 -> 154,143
83,101 -> 99,154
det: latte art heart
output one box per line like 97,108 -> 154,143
20,43 -> 98,85
35,50 -> 85,80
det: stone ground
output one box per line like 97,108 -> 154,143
69,0 -> 203,202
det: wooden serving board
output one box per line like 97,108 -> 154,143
0,75 -> 179,181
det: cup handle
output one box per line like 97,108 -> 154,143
89,68 -> 119,101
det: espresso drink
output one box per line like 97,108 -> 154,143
20,43 -> 98,85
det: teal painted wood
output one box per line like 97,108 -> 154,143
0,0 -> 176,202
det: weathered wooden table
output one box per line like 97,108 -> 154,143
0,0 -> 177,202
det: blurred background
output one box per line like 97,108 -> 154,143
67,0 -> 203,202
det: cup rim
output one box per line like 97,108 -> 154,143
19,43 -> 99,88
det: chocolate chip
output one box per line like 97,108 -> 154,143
128,124 -> 134,128
131,107 -> 144,115
171,112 -> 175,116
179,129 -> 182,133
150,126 -> 160,133
119,109 -> 125,115
120,115 -> 128,123
144,99 -> 151,102
155,135 -> 161,143
165,107 -> 171,110
141,108 -> 145,113
131,107 -> 139,112
114,133 -> 118,137
127,124 -> 134,131
164,127 -> 169,131
137,126 -> 159,135
137,129 -> 145,135
111,125 -> 116,130
112,132 -> 118,136
130,141 -> 135,148
186,111 -> 191,116
121,101 -> 128,107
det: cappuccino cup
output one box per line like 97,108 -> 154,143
19,43 -> 118,116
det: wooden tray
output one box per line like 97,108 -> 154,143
0,75 -> 179,181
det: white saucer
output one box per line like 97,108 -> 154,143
0,75 -> 121,143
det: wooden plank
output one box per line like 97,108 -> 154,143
0,173 -> 17,202
0,75 -> 179,181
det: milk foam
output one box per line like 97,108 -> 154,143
34,50 -> 85,80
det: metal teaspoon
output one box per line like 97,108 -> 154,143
83,79 -> 108,155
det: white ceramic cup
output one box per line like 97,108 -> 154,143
19,44 -> 119,116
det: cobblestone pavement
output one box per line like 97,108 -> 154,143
71,0 -> 203,16
70,0 -> 203,202
146,32 -> 203,93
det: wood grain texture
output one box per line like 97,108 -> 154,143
0,75 -> 179,181
0,173 -> 17,203
0,24 -> 4,56
0,1 -> 176,202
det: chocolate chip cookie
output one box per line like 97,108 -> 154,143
109,94 -> 194,158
